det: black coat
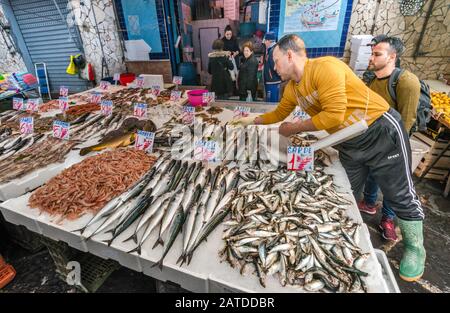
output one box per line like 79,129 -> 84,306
222,37 -> 240,69
207,51 -> 234,97
238,54 -> 258,100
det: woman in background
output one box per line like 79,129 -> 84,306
208,39 -> 234,100
238,42 -> 258,101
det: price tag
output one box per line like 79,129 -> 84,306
53,120 -> 70,140
60,86 -> 69,97
172,76 -> 183,85
152,85 -> 161,96
194,139 -> 217,162
13,97 -> 24,111
100,80 -> 110,90
182,106 -> 195,125
233,106 -> 251,119
133,103 -> 147,118
58,97 -> 69,112
293,107 -> 309,123
135,130 -> 155,153
26,99 -> 40,112
202,92 -> 215,105
113,73 -> 120,85
91,92 -> 102,104
170,90 -> 182,102
19,117 -> 33,134
136,77 -> 145,88
101,100 -> 113,116
287,146 -> 314,171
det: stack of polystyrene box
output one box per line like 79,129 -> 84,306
349,35 -> 373,77
224,0 -> 239,20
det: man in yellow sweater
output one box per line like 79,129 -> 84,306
232,34 -> 425,282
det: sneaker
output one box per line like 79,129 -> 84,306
379,216 -> 398,242
357,200 -> 379,215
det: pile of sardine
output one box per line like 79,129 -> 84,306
74,154 -> 239,270
220,168 -> 370,293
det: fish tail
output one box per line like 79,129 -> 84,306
176,254 -> 185,265
128,245 -> 141,254
72,225 -> 87,233
151,259 -> 164,271
152,237 -> 164,249
123,233 -> 137,244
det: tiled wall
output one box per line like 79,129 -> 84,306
268,0 -> 353,58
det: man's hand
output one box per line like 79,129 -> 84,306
279,121 -> 301,137
230,116 -> 255,127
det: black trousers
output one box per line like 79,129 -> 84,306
334,108 -> 424,221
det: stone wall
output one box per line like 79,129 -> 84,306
346,0 -> 449,80
0,5 -> 26,74
68,0 -> 125,82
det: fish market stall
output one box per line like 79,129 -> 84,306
0,97 -> 399,293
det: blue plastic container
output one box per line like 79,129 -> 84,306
178,62 -> 197,85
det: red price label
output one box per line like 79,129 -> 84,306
59,97 -> 69,112
60,86 -> 69,97
136,77 -> 145,88
287,146 -> 314,171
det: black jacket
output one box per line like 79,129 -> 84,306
238,54 -> 258,100
263,44 -> 281,84
207,51 -> 234,96
222,37 -> 240,69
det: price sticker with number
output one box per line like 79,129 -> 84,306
170,90 -> 182,102
113,73 -> 120,85
202,92 -> 215,105
152,85 -> 161,96
136,77 -> 145,88
26,99 -> 40,112
101,100 -> 113,116
53,120 -> 70,140
134,103 -> 147,118
91,92 -> 102,104
135,130 -> 155,153
293,107 -> 309,123
13,97 -> 24,111
100,80 -> 110,90
287,146 -> 314,171
182,106 -> 195,125
172,76 -> 183,85
60,86 -> 69,97
20,117 -> 33,134
58,97 -> 69,112
233,106 -> 251,119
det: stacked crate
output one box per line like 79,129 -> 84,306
412,132 -> 450,181
349,35 -> 373,78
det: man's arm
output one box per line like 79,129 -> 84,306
396,72 -> 420,132
255,82 -> 297,124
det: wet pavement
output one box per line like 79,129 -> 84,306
0,177 -> 449,293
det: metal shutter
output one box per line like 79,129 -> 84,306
9,0 -> 89,93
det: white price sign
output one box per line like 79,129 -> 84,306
20,117 -> 33,134
172,76 -> 183,85
287,146 -> 314,171
60,86 -> 69,97
133,103 -> 147,118
91,92 -> 102,104
101,100 -> 113,116
182,106 -> 195,125
136,77 -> 145,88
170,90 -> 182,101
53,120 -> 70,140
202,92 -> 215,105
233,106 -> 251,119
194,139 -> 217,162
135,130 -> 155,153
152,85 -> 161,96
13,97 -> 24,111
58,97 -> 69,112
293,107 -> 309,123
26,99 -> 40,112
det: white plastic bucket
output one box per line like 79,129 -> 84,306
410,139 -> 429,172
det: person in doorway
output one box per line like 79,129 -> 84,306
232,34 -> 426,282
207,39 -> 234,100
358,36 -> 421,242
238,41 -> 259,101
262,32 -> 282,102
222,25 -> 240,68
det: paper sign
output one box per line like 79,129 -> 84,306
58,97 -> 69,112
26,99 -> 39,112
91,92 -> 102,104
233,106 -> 251,119
113,73 -> 120,81
20,117 -> 33,134
53,120 -> 70,140
152,85 -> 161,96
182,106 -> 195,125
194,139 -> 217,162
13,97 -> 24,111
60,86 -> 69,97
133,103 -> 147,118
101,100 -> 113,116
170,90 -> 182,102
136,77 -> 145,88
135,130 -> 155,153
202,92 -> 215,105
293,107 -> 309,123
287,146 -> 314,171
100,81 -> 110,90
172,76 -> 183,85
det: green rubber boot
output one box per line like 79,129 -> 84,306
397,219 -> 426,282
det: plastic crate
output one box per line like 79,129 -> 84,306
0,216 -> 44,253
0,263 -> 16,289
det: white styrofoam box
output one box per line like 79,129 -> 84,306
139,74 -> 165,90
351,35 -> 373,47
350,53 -> 371,64
375,249 -> 401,293
125,40 -> 152,61
0,196 -> 41,233
351,44 -> 372,55
350,60 -> 369,71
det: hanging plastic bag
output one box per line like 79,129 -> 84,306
66,55 -> 77,75
229,57 -> 238,82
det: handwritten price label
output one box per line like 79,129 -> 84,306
60,86 -> 69,97
20,117 -> 33,134
58,97 -> 69,112
135,130 -> 155,153
13,97 -> 24,111
91,92 -> 102,104
194,139 -> 217,162
293,107 -> 309,123
152,85 -> 161,96
113,73 -> 120,81
136,77 -> 145,88
182,106 -> 195,125
133,103 -> 147,118
202,92 -> 215,105
100,81 -> 110,90
233,106 -> 251,119
26,99 -> 39,112
101,100 -> 113,116
53,120 -> 70,140
287,146 -> 314,171
170,90 -> 182,102
172,76 -> 183,85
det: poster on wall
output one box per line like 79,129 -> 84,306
279,0 -> 350,49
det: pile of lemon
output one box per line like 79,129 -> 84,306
431,92 -> 450,124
